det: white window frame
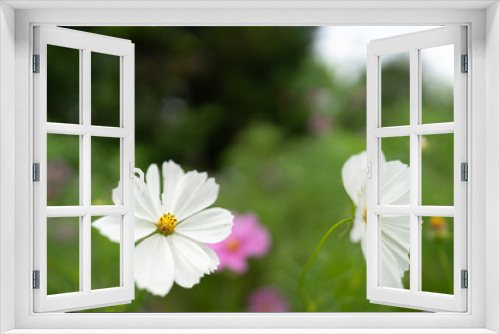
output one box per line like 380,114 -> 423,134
0,1 -> 499,333
366,26 -> 468,312
33,26 -> 136,313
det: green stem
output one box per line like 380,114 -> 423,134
297,217 -> 352,311
437,243 -> 453,293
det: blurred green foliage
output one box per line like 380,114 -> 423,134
45,27 -> 455,312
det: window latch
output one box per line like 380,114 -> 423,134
129,162 -> 144,194
357,161 -> 372,195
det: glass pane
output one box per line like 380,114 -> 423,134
421,133 -> 454,206
47,45 -> 80,124
91,52 -> 120,127
91,216 -> 121,290
379,215 -> 410,290
91,137 -> 121,205
47,217 -> 80,295
421,216 -> 454,294
381,52 -> 410,127
421,45 -> 454,124
380,136 -> 410,206
47,134 -> 80,206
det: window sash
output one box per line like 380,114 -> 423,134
5,6 -> 490,331
33,26 -> 136,313
366,26 -> 468,312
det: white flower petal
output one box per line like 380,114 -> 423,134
380,241 -> 405,289
168,234 -> 214,288
344,151 -> 409,288
112,182 -> 122,205
92,216 -> 121,243
93,215 -> 157,243
162,161 -> 185,213
360,234 -> 367,260
175,208 -> 233,244
146,164 -> 161,201
134,177 -> 162,221
381,161 -> 410,205
134,217 -> 157,242
350,204 -> 366,244
134,234 -> 175,297
195,241 -> 220,272
169,170 -> 220,221
382,215 -> 411,250
175,177 -> 219,221
341,151 -> 367,206
380,215 -> 410,288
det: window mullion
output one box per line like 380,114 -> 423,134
81,48 -> 92,294
409,47 -> 420,294
78,48 -> 84,293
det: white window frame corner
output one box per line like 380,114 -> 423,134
0,1 -> 499,333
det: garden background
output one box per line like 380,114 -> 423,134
45,26 -> 455,312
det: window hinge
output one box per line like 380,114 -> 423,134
33,270 -> 40,289
33,163 -> 40,182
461,162 -> 468,182
33,54 -> 40,73
461,270 -> 468,289
461,54 -> 468,73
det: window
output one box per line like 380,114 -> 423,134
366,26 -> 467,312
1,2 -> 498,333
33,25 -> 468,314
33,26 -> 137,312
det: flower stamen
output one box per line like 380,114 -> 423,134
158,212 -> 177,234
226,239 -> 241,252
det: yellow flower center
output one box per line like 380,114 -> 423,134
226,239 -> 241,252
363,207 -> 367,224
429,216 -> 446,230
158,213 -> 177,234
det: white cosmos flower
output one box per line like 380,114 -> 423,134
342,151 -> 410,289
93,161 -> 234,297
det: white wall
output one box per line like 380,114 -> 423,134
485,2 -> 500,333
0,2 -> 16,333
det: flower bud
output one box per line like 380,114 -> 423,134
428,216 -> 449,241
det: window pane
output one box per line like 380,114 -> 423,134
91,137 -> 121,205
379,215 -> 410,290
47,134 -> 80,206
47,217 -> 80,295
421,45 -> 454,124
421,216 -> 454,294
381,52 -> 410,127
421,133 -> 454,206
380,136 -> 410,206
91,52 -> 120,127
91,216 -> 121,290
47,45 -> 80,124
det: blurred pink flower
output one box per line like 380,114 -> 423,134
247,286 -> 289,312
208,212 -> 271,274
47,159 -> 74,200
307,113 -> 333,135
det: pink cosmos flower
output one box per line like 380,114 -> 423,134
247,286 -> 289,312
208,212 -> 271,274
307,113 -> 333,135
47,159 -> 74,200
